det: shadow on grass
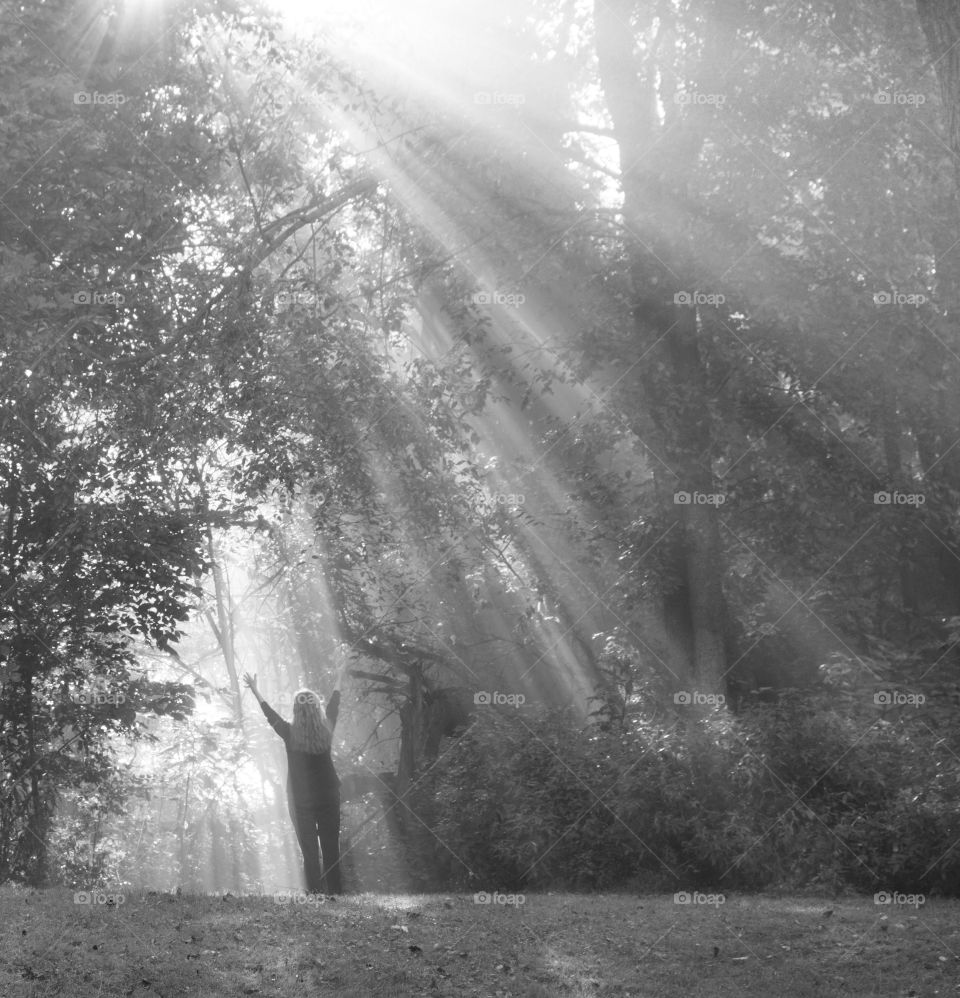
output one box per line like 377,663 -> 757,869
0,886 -> 956,996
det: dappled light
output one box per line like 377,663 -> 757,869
4,0 -> 960,994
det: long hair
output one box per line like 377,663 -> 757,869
290,689 -> 332,754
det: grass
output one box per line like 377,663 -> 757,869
1,885 -> 957,996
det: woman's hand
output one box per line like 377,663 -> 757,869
244,673 -> 266,706
333,661 -> 350,690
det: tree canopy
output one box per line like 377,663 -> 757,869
2,0 -> 960,894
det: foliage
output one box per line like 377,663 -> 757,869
409,689 -> 960,894
6,0 -> 960,897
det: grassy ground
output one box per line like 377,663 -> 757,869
0,885 -> 956,997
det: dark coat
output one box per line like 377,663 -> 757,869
260,690 -> 341,807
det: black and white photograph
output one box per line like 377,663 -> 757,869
1,0 -> 959,994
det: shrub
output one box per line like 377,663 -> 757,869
406,688 -> 960,895
407,704 -> 779,891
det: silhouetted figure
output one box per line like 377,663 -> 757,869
244,667 -> 347,894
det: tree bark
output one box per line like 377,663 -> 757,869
594,0 -> 729,697
23,668 -> 48,886
918,1 -> 960,311
206,532 -> 242,723
918,0 -> 960,189
393,663 -> 424,838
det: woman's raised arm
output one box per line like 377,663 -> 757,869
243,672 -> 266,705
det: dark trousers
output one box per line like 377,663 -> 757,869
289,790 -> 342,894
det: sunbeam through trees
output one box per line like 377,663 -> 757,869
3,1 -> 960,994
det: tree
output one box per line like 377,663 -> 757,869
0,0 -> 238,883
917,0 -> 960,195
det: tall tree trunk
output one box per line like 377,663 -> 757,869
876,331 -> 917,623
918,0 -> 960,195
917,0 -> 960,480
23,668 -> 48,886
178,773 -> 191,885
594,0 -> 729,696
393,663 -> 425,838
910,5 -> 960,612
206,532 -> 242,723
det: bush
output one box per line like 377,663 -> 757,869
405,689 -> 960,895
407,704 -> 778,891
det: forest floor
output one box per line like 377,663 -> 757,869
0,885 -> 955,997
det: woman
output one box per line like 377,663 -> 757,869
244,665 -> 347,895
